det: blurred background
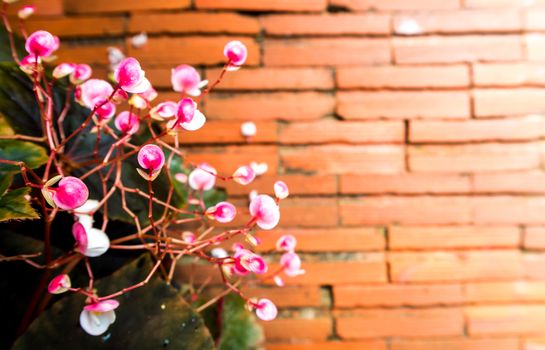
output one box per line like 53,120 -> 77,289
14,0 -> 545,349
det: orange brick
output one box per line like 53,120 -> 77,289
409,143 -> 541,172
65,0 -> 190,13
394,10 -> 521,34
267,342 -> 386,350
255,228 -> 386,252
389,226 -> 520,250
340,197 -> 473,226
473,172 -> 545,194
474,89 -> 545,117
465,281 -> 545,303
336,308 -> 464,339
264,39 -> 390,66
222,175 -> 337,197
263,317 -> 332,341
335,284 -> 463,307
330,0 -> 460,10
281,145 -> 405,174
242,286 -> 323,307
337,65 -> 470,89
391,338 -> 519,350
204,93 -> 335,121
337,91 -> 470,120
56,44 -> 112,66
195,0 -> 326,12
26,17 -> 124,37
262,14 -> 390,36
410,116 -> 545,143
473,63 -> 545,86
205,68 -> 334,91
279,120 -> 405,145
128,36 -> 259,66
340,174 -> 471,195
394,35 -> 523,63
275,198 -> 339,228
467,305 -> 545,335
524,227 -> 545,249
129,13 -> 259,35
389,251 -> 523,282
473,196 -> 545,225
10,0 -> 63,16
523,253 -> 545,279
176,121 -> 277,145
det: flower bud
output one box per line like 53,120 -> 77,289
114,57 -> 150,93
114,111 -> 140,135
25,30 -> 59,58
206,201 -> 236,223
240,121 -> 256,137
188,164 -> 216,191
17,6 -> 35,20
274,180 -> 289,200
137,144 -> 165,172
255,298 -> 277,321
233,165 -> 255,185
276,234 -> 297,252
249,195 -> 280,230
43,176 -> 89,210
47,274 -> 71,294
171,64 -> 206,96
72,222 -> 110,257
224,40 -> 247,71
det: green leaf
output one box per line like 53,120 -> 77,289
0,139 -> 48,173
0,173 -> 13,195
0,187 -> 39,222
12,255 -> 216,350
216,294 -> 264,350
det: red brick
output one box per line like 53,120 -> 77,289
195,0 -> 326,12
336,308 -> 464,339
204,93 -> 335,121
391,338 -> 519,350
262,14 -> 390,36
264,39 -> 390,66
473,172 -> 545,194
281,145 -> 405,174
56,44 -> 112,66
337,65 -> 470,89
65,0 -> 190,13
129,13 -> 259,35
474,89 -> 545,117
222,175 -> 337,197
473,196 -> 545,225
330,0 -> 460,10
394,36 -> 523,64
409,143 -> 541,172
9,0 -> 63,16
394,10 -> 521,35
255,227 -> 386,252
26,17 -> 124,37
175,121 -> 277,145
242,286 -> 323,307
465,282 -> 545,303
340,197 -> 473,226
467,305 -> 545,335
340,174 -> 471,195
523,253 -> 545,279
389,226 -> 520,250
389,251 -> 523,282
275,198 -> 339,228
337,91 -> 470,120
127,36 -> 259,66
263,317 -> 332,341
205,68 -> 334,91
335,284 -> 463,307
527,34 -> 545,61
474,63 -> 545,86
524,227 -> 545,249
267,342 -> 386,350
279,120 -> 405,145
410,116 -> 545,143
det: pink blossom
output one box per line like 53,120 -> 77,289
234,249 -> 268,275
224,40 -> 248,71
17,5 -> 35,19
72,222 -> 110,257
206,201 -> 236,223
232,243 -> 244,252
274,180 -> 289,200
52,63 -> 74,79
250,161 -> 268,176
70,64 -> 92,84
130,85 -> 157,109
137,144 -> 165,172
150,101 -> 177,120
114,111 -> 140,135
280,252 -> 305,277
171,64 -> 207,96
169,98 -> 206,131
25,30 -> 59,58
174,173 -> 187,183
93,97 -> 116,120
276,234 -> 297,252
47,274 -> 71,294
233,165 -> 255,185
188,164 -> 216,191
113,57 -> 150,94
249,194 -> 280,230
240,121 -> 256,137
84,299 -> 119,312
182,231 -> 196,244
80,300 -> 119,336
255,298 -> 277,321
44,176 -> 89,210
19,55 -> 41,75
76,79 -> 114,109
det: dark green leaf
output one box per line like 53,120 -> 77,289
0,187 -> 39,222
0,173 -> 13,195
216,294 -> 263,350
0,139 -> 48,173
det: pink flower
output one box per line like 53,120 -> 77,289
171,64 -> 207,96
188,164 -> 216,191
47,274 -> 71,294
93,97 -> 116,120
80,300 -> 119,336
169,98 -> 206,131
76,79 -> 114,109
280,252 -> 305,277
129,85 -> 157,109
182,231 -> 196,244
255,298 -> 277,321
241,121 -> 256,137
274,180 -> 289,200
43,176 -> 89,210
25,30 -> 59,58
233,165 -> 255,186
250,161 -> 268,176
52,63 -> 74,79
137,144 -> 165,172
72,222 -> 110,257
174,173 -> 187,183
249,195 -> 280,230
17,5 -> 34,19
206,201 -> 236,223
19,55 -> 41,75
114,111 -> 140,135
113,57 -> 150,94
70,64 -> 92,84
234,249 -> 268,275
224,40 -> 248,71
276,234 -> 297,252
150,101 -> 177,120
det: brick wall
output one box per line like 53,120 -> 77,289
20,0 -> 545,348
